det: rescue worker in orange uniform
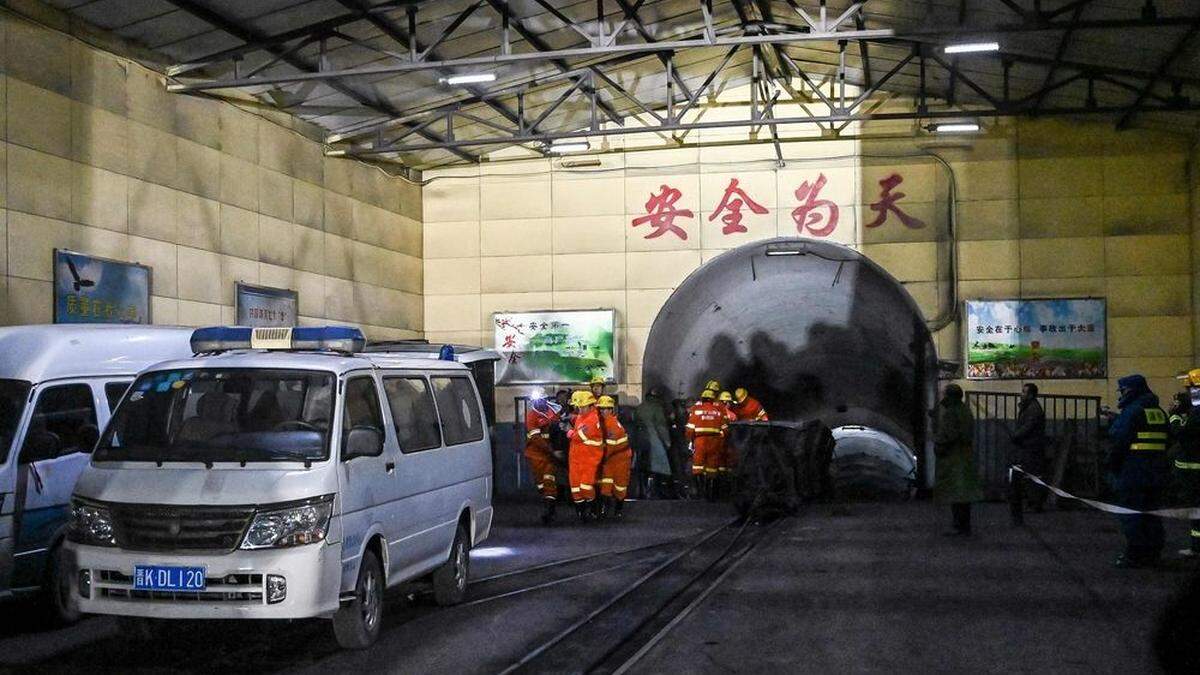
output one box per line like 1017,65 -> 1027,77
567,390 -> 605,520
597,395 -> 631,519
731,387 -> 769,422
589,375 -> 607,400
686,390 -> 728,501
525,397 -> 563,525
716,391 -> 739,496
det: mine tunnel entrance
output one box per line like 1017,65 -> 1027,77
642,237 -> 939,494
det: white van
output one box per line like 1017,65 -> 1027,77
0,325 -> 194,622
66,326 -> 496,649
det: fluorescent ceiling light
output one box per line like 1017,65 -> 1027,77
943,42 -> 1000,54
931,122 -> 981,133
548,141 -> 590,153
442,73 -> 496,85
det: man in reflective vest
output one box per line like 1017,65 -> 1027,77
1107,374 -> 1171,568
525,397 -> 563,525
597,395 -> 631,519
1170,368 -> 1200,557
730,387 -> 769,422
686,390 -> 727,501
567,390 -> 604,521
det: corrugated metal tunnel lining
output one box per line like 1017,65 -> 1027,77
642,237 -> 939,487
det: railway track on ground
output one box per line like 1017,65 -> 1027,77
497,516 -> 781,675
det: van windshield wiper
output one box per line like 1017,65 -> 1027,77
229,448 -> 317,469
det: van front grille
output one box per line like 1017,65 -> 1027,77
110,504 -> 255,552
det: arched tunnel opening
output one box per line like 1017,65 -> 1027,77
642,237 -> 939,498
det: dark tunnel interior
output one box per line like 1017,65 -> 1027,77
641,237 -> 939,492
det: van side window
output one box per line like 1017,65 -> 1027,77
20,384 -> 98,462
342,377 -> 385,457
383,377 -> 442,453
431,377 -> 484,445
105,381 -> 132,411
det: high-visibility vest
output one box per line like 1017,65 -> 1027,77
1130,406 -> 1169,452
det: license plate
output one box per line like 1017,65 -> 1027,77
133,565 -> 207,591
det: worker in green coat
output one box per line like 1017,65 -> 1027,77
933,383 -> 983,535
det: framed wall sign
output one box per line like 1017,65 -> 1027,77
53,249 -> 151,324
493,309 -> 617,385
965,298 -> 1107,380
236,282 -> 298,327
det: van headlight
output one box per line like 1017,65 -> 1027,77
241,496 -> 334,550
68,498 -> 117,547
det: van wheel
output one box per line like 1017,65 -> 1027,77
333,549 -> 384,649
46,543 -> 82,625
432,524 -> 469,606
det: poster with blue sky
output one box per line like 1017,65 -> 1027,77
53,250 -> 151,324
965,299 -> 1106,380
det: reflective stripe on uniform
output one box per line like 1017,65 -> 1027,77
690,427 -> 723,434
600,478 -> 615,484
535,483 -> 544,489
580,483 -> 593,490
705,468 -> 719,474
1175,460 -> 1200,470
1192,529 -> 1200,538
543,473 -> 556,480
692,464 -> 704,471
577,429 -> 604,447
1130,443 -> 1167,451
1136,432 -> 1168,440
527,429 -> 541,438
571,487 -> 581,492
614,485 -> 627,493
607,437 -> 628,445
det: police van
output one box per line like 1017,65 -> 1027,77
66,326 -> 496,649
0,325 -> 194,623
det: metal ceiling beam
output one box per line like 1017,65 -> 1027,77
1116,17 -> 1200,129
162,0 -> 477,162
1032,1 -> 1093,113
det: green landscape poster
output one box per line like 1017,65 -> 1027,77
493,310 -> 617,385
965,299 -> 1106,380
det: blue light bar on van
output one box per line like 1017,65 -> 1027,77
191,326 -> 366,354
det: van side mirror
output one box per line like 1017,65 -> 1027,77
79,424 -> 101,453
343,426 -> 384,461
20,431 -> 61,464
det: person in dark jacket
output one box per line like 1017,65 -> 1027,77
635,389 -> 675,498
1107,374 -> 1171,568
1009,383 -> 1047,525
1170,369 -> 1200,558
933,383 -> 982,536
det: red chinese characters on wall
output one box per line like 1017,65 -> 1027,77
629,171 -> 924,240
708,178 -> 769,235
866,173 -> 925,229
790,173 -> 838,238
631,185 -> 694,240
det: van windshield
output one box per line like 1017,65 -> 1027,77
0,379 -> 32,463
95,369 -> 335,463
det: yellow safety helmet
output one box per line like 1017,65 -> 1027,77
570,390 -> 597,408
597,395 -> 616,409
704,379 -> 721,392
589,375 -> 607,386
1178,368 -> 1200,387
700,389 -> 716,400
718,391 -> 733,403
734,387 -> 749,403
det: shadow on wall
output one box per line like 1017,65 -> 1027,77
642,237 -> 938,458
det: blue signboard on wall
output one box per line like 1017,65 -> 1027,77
236,282 -> 298,327
53,249 -> 151,324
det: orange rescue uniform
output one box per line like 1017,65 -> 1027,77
731,396 -> 769,422
567,408 -> 605,502
599,411 -> 631,501
524,406 -> 561,500
686,401 -> 728,476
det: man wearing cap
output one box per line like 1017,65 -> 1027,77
525,397 -> 563,525
730,387 -> 769,422
686,390 -> 727,500
589,375 -> 607,401
567,390 -> 604,521
597,396 -> 631,518
1107,374 -> 1170,568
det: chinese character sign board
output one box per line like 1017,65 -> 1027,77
236,283 -> 299,327
53,249 -> 151,324
965,299 -> 1106,380
494,310 -> 617,385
